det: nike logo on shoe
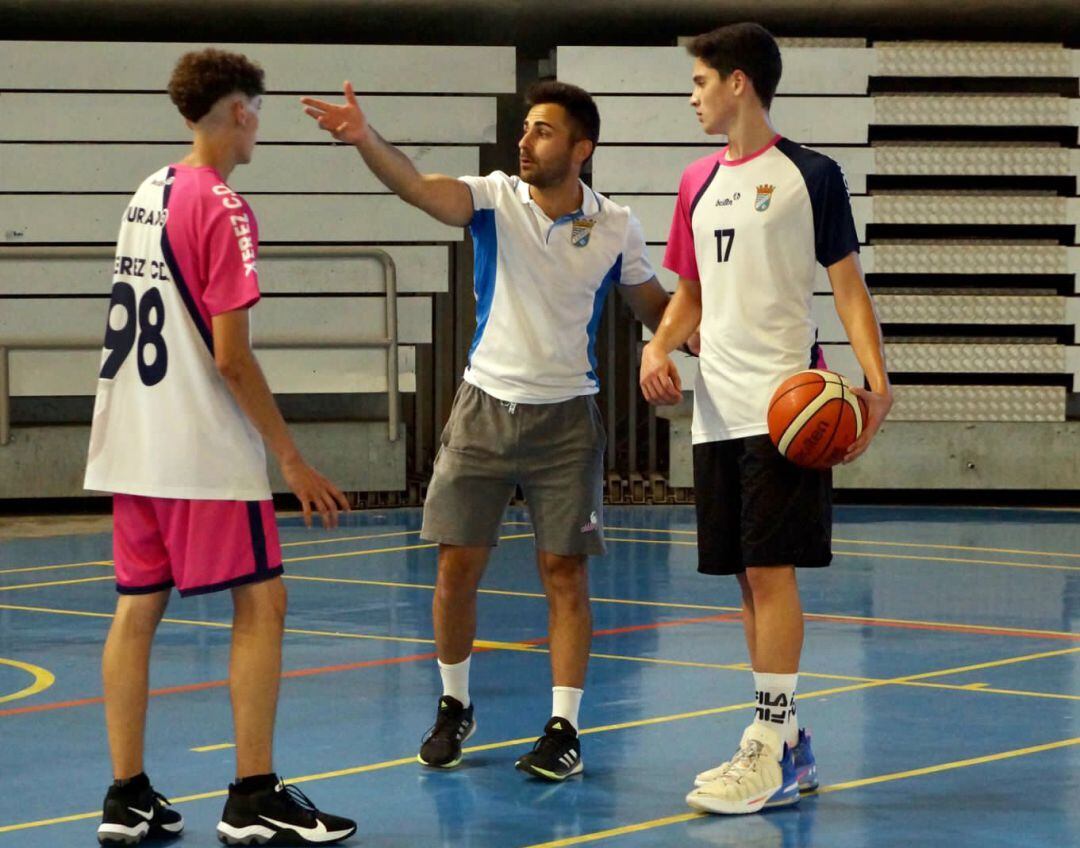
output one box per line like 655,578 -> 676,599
259,815 -> 344,842
127,806 -> 155,820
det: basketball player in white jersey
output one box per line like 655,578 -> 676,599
85,49 -> 355,845
639,23 -> 892,814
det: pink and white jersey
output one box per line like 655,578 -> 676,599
664,136 -> 859,443
85,164 -> 271,500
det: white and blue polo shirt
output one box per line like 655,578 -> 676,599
460,170 -> 655,404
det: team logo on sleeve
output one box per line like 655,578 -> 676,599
754,184 -> 776,212
571,218 -> 596,247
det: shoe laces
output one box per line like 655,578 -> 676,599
723,739 -> 765,783
280,783 -> 318,814
152,790 -> 172,809
531,729 -> 572,756
423,706 -> 468,744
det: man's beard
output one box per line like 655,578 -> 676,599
521,155 -> 572,189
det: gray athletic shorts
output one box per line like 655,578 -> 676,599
421,381 -> 606,556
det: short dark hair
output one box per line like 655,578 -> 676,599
167,48 -> 265,123
687,23 -> 782,109
525,80 -> 601,146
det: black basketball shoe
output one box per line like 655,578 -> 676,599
514,717 -> 584,781
417,695 -> 476,769
97,775 -> 184,844
216,778 -> 356,845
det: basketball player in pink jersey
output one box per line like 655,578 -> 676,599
85,49 -> 355,845
639,24 -> 892,814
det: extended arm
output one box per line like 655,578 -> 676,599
302,82 -> 474,227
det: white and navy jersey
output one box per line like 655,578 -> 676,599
84,164 -> 271,500
663,136 -> 860,444
460,171 -> 655,404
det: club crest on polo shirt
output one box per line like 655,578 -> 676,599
755,184 -> 776,212
571,218 -> 596,247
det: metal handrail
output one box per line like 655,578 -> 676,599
0,245 -> 400,445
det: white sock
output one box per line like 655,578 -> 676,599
753,671 -> 799,749
552,686 -> 584,731
438,656 -> 471,708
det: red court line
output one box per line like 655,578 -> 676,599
3,609 -> 1074,718
0,612 -> 737,718
591,613 -> 743,637
0,650 -> 439,718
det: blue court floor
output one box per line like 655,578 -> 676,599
0,505 -> 1077,847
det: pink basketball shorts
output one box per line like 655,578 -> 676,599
112,494 -> 283,596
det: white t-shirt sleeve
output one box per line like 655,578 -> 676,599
458,171 -> 506,212
617,213 -> 655,286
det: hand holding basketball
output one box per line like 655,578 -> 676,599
842,385 -> 892,463
767,370 -> 869,470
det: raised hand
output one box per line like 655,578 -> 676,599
301,81 -> 369,146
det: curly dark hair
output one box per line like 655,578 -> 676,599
167,48 -> 265,123
525,80 -> 600,146
687,23 -> 782,109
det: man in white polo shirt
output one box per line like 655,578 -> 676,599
302,80 -> 672,780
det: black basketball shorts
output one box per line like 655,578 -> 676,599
693,434 -> 832,576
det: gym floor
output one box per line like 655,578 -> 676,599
0,504 -> 1077,847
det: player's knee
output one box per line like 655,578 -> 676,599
112,595 -> 166,638
743,565 -> 797,599
540,555 -> 589,599
233,577 -> 287,627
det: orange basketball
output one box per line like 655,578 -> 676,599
767,370 -> 868,470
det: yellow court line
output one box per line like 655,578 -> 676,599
4,596 -> 1075,706
191,743 -> 235,753
522,736 -> 1080,847
285,571 -> 1080,641
2,561 -> 1076,643
834,550 -> 1080,573
7,526 -> 1075,579
280,529 -> 423,549
4,596 -> 1075,700
0,657 -> 55,705
0,602 -> 438,647
31,600 -> 1080,701
601,535 -> 1080,573
0,529 -> 432,574
832,537 -> 1080,561
800,610 -> 1079,640
586,650 -> 1080,703
816,736 -> 1080,794
516,521 -> 1080,562
0,534 -> 528,590
0,560 -> 112,576
8,599 -> 1071,704
4,646 -> 1076,835
283,534 -> 535,565
0,575 -> 114,592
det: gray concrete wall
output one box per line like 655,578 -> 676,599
0,422 -> 404,499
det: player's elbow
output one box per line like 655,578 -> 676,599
214,348 -> 249,383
